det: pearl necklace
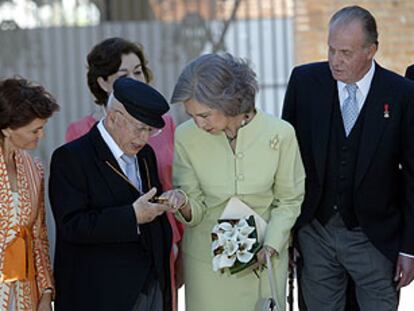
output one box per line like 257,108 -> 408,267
225,112 -> 253,143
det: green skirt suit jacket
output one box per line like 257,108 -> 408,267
173,110 -> 305,311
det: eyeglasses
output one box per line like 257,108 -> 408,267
114,110 -> 162,137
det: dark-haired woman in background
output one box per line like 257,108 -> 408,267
64,37 -> 183,311
0,78 -> 59,310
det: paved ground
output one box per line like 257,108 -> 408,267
177,282 -> 414,310
400,285 -> 414,311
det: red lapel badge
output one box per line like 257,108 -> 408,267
384,103 -> 390,119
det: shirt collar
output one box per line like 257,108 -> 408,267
97,119 -> 124,162
338,60 -> 376,98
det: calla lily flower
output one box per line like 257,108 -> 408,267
211,216 -> 258,272
239,237 -> 256,252
224,239 -> 239,256
237,222 -> 255,238
217,222 -> 233,231
236,250 -> 254,263
212,253 -> 237,271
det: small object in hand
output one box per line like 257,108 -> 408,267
151,196 -> 169,204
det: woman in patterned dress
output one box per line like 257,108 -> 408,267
0,78 -> 59,311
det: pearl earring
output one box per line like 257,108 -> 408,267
240,113 -> 250,127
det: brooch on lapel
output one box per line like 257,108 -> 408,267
384,103 -> 390,119
269,135 -> 279,150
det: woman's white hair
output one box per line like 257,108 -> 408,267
171,53 -> 258,116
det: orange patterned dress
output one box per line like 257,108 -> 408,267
0,147 -> 54,310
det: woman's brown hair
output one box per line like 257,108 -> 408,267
87,37 -> 154,106
0,77 -> 59,131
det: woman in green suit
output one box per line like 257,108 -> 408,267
171,53 -> 305,311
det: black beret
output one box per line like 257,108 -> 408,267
113,77 -> 169,128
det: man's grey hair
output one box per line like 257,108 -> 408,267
171,53 -> 258,116
329,5 -> 378,47
106,92 -> 117,111
106,92 -> 127,114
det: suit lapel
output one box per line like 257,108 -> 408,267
137,156 -> 151,193
312,74 -> 337,183
88,125 -> 139,202
355,65 -> 390,187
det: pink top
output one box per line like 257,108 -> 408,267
147,115 -> 175,191
65,113 -> 184,311
65,115 -> 97,143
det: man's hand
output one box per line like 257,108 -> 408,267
289,247 -> 301,269
394,254 -> 414,290
133,188 -> 172,224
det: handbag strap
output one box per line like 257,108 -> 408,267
265,248 -> 281,311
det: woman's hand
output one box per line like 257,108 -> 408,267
37,292 -> 52,311
249,246 -> 278,272
159,189 -> 188,211
256,246 -> 278,266
160,189 -> 192,221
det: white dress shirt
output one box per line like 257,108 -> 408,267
97,120 -> 142,180
337,60 -> 375,112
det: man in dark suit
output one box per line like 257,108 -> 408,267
405,64 -> 414,80
49,77 -> 187,311
282,5 -> 414,310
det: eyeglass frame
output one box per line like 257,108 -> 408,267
114,109 -> 162,138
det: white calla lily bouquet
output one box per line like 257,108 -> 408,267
211,215 -> 261,274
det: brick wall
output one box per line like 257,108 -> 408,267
294,0 -> 414,76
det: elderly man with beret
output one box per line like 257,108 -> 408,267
49,77 -> 186,311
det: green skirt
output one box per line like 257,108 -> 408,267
183,246 -> 288,311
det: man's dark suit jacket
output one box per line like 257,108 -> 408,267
282,61 -> 414,262
405,64 -> 414,80
49,125 -> 172,311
